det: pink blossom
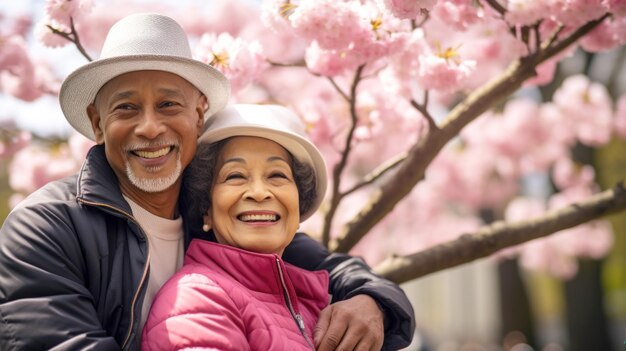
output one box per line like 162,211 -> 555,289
604,0 -> 626,15
380,0 -> 436,20
194,33 -> 268,94
179,0 -> 258,37
44,0 -> 93,27
524,59 -> 558,87
519,239 -> 579,279
9,144 -> 82,195
550,0 -> 608,27
538,103 -> 577,147
0,35 -> 44,101
553,75 -> 613,146
551,220 -> 614,259
427,147 -> 519,210
381,29 -> 429,99
350,85 -> 428,151
0,121 -> 31,159
417,53 -> 476,93
580,16 -> 626,52
349,184 -> 481,265
68,133 -> 96,161
346,3 -> 410,65
614,94 -> 626,138
261,0 -> 296,33
289,0 -> 369,51
436,18 -> 527,89
505,0 -> 550,26
432,0 -> 482,31
305,42 -> 361,76
551,157 -> 595,190
495,196 -> 547,259
34,19 -> 69,48
5,15 -> 33,37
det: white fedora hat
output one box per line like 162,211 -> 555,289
199,104 -> 328,221
59,13 -> 230,141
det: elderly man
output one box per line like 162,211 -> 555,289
0,13 -> 414,351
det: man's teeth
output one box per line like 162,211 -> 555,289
239,214 -> 278,222
134,147 -> 171,159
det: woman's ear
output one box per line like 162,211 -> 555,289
202,212 -> 212,233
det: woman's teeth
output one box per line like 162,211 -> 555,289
239,214 -> 278,222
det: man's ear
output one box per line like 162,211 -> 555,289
87,104 -> 105,144
196,94 -> 208,136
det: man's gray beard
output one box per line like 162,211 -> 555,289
126,158 -> 183,193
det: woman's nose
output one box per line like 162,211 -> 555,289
244,179 -> 272,201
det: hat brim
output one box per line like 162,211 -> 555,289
60,55 -> 230,141
199,125 -> 328,222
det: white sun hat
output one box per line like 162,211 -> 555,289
199,104 -> 328,221
59,13 -> 230,141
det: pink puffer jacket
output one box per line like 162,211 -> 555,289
141,239 -> 329,351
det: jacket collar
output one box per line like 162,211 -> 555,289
76,144 -> 133,216
185,239 -> 329,306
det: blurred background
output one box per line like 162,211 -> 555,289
1,1 -> 625,350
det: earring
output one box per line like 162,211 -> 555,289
202,224 -> 210,232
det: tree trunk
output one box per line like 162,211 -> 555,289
497,258 -> 537,350
564,259 -> 613,351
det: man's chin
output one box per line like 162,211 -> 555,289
126,162 -> 182,193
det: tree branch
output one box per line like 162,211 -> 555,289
342,151 -> 408,196
329,15 -> 609,253
374,181 -> 626,284
410,90 -> 438,131
48,17 -> 93,62
321,65 -> 365,247
483,0 -> 506,16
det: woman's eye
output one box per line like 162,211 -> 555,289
225,173 -> 244,181
270,172 -> 289,179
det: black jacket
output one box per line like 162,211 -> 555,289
0,145 -> 414,350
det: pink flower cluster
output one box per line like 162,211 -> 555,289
36,0 -> 94,48
0,121 -> 31,159
8,133 -> 94,207
502,176 -> 613,280
552,75 -> 613,146
379,0 -> 436,20
431,0 -> 483,31
0,35 -> 52,101
193,33 -> 268,94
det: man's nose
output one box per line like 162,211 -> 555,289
135,109 -> 166,138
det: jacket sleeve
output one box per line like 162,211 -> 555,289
142,274 -> 250,351
0,202 -> 120,350
283,233 -> 416,351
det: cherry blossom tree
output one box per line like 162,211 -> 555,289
1,0 -> 626,348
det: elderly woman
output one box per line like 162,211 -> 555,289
142,104 -> 330,350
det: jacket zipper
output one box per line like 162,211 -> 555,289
78,199 -> 151,350
275,258 -> 315,350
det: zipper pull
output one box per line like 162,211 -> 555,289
295,313 -> 305,331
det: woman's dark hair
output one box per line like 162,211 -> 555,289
181,137 -> 318,228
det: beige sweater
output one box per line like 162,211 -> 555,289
123,196 -> 185,333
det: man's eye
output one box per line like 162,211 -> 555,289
159,101 -> 178,108
115,103 -> 134,110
